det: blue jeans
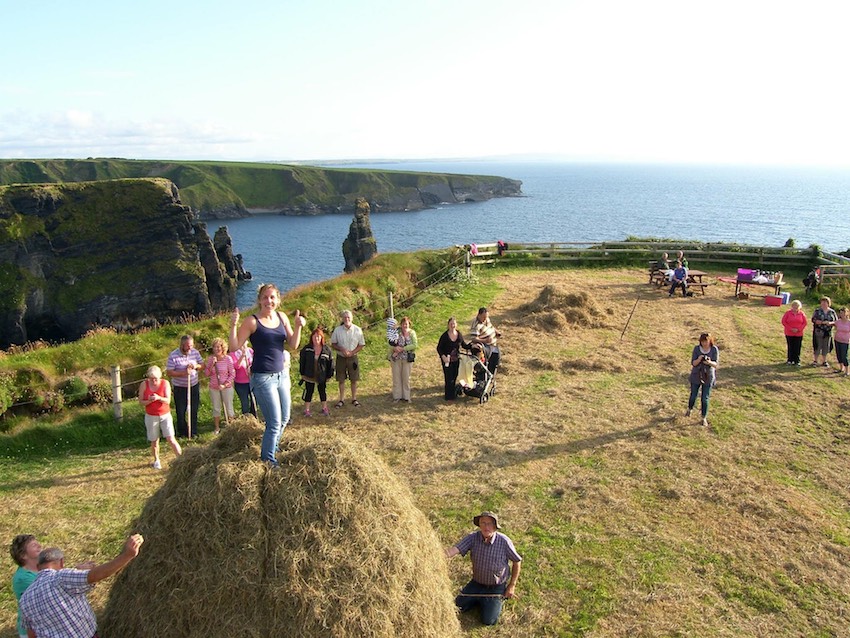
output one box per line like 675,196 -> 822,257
456,580 -> 507,626
234,381 -> 257,416
250,371 -> 291,464
688,381 -> 712,418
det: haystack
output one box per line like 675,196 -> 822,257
519,285 -> 613,328
101,417 -> 461,638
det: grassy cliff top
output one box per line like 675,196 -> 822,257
0,159 -> 520,213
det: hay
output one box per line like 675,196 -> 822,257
101,417 -> 461,638
519,285 -> 612,328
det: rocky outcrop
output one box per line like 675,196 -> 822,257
213,226 -> 252,281
0,179 -> 239,347
342,198 -> 378,273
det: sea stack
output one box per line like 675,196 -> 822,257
342,197 -> 378,272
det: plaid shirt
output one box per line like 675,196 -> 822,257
455,531 -> 522,586
20,568 -> 96,638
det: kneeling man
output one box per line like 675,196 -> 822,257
445,511 -> 521,626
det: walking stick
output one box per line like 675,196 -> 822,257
185,367 -> 192,440
213,360 -> 230,427
620,295 -> 641,341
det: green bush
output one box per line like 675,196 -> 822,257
34,391 -> 64,414
87,381 -> 113,405
58,376 -> 89,405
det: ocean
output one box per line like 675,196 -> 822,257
221,162 -> 850,308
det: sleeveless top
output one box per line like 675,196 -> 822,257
251,313 -> 289,374
142,379 -> 170,416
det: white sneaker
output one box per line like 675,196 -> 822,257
153,460 -> 162,470
701,418 -> 709,427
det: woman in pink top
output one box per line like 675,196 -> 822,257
206,337 -> 236,434
781,300 -> 808,366
833,307 -> 850,376
229,341 -> 257,416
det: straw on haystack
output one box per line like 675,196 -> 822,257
101,417 -> 461,638
519,285 -> 613,329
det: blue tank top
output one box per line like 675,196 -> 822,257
250,313 -> 289,373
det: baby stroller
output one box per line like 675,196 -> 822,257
455,343 -> 498,404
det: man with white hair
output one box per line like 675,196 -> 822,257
20,534 -> 143,638
331,310 -> 365,408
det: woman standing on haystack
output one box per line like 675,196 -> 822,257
230,283 -> 305,469
686,332 -> 719,428
436,317 -> 465,401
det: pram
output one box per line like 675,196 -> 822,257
455,343 -> 498,403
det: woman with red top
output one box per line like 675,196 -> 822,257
781,300 -> 808,366
138,365 -> 182,469
205,337 -> 236,434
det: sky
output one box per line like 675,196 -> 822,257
2,0 -> 850,166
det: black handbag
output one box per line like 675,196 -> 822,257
407,352 -> 416,363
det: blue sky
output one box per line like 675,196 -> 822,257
2,0 -> 850,165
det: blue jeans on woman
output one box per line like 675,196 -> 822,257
688,381 -> 712,418
250,371 -> 291,465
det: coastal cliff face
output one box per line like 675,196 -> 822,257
0,159 -> 523,220
0,179 -> 240,347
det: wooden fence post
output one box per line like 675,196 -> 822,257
111,365 -> 123,421
465,248 -> 471,278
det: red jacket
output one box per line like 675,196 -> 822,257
781,309 -> 807,336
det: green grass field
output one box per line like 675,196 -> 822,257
2,263 -> 849,637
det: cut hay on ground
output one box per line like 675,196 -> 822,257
100,417 -> 461,638
517,285 -> 613,329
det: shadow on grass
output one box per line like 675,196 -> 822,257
433,422 -> 658,474
0,409 -> 145,460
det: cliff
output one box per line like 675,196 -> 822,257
0,159 -> 523,220
0,179 -> 240,347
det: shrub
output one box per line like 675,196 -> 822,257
58,376 -> 89,405
34,391 -> 64,414
87,381 -> 113,405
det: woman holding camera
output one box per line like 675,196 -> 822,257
686,332 -> 719,427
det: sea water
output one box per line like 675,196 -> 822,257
222,162 -> 850,308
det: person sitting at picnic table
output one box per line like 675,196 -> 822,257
655,252 -> 670,270
445,511 -> 522,626
668,261 -> 688,297
677,250 -> 689,268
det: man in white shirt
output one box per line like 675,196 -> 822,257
330,310 -> 365,407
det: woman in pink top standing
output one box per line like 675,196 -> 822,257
781,300 -> 808,366
229,341 -> 257,416
833,307 -> 850,376
206,337 -> 236,434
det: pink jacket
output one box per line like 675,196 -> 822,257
781,309 -> 807,337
